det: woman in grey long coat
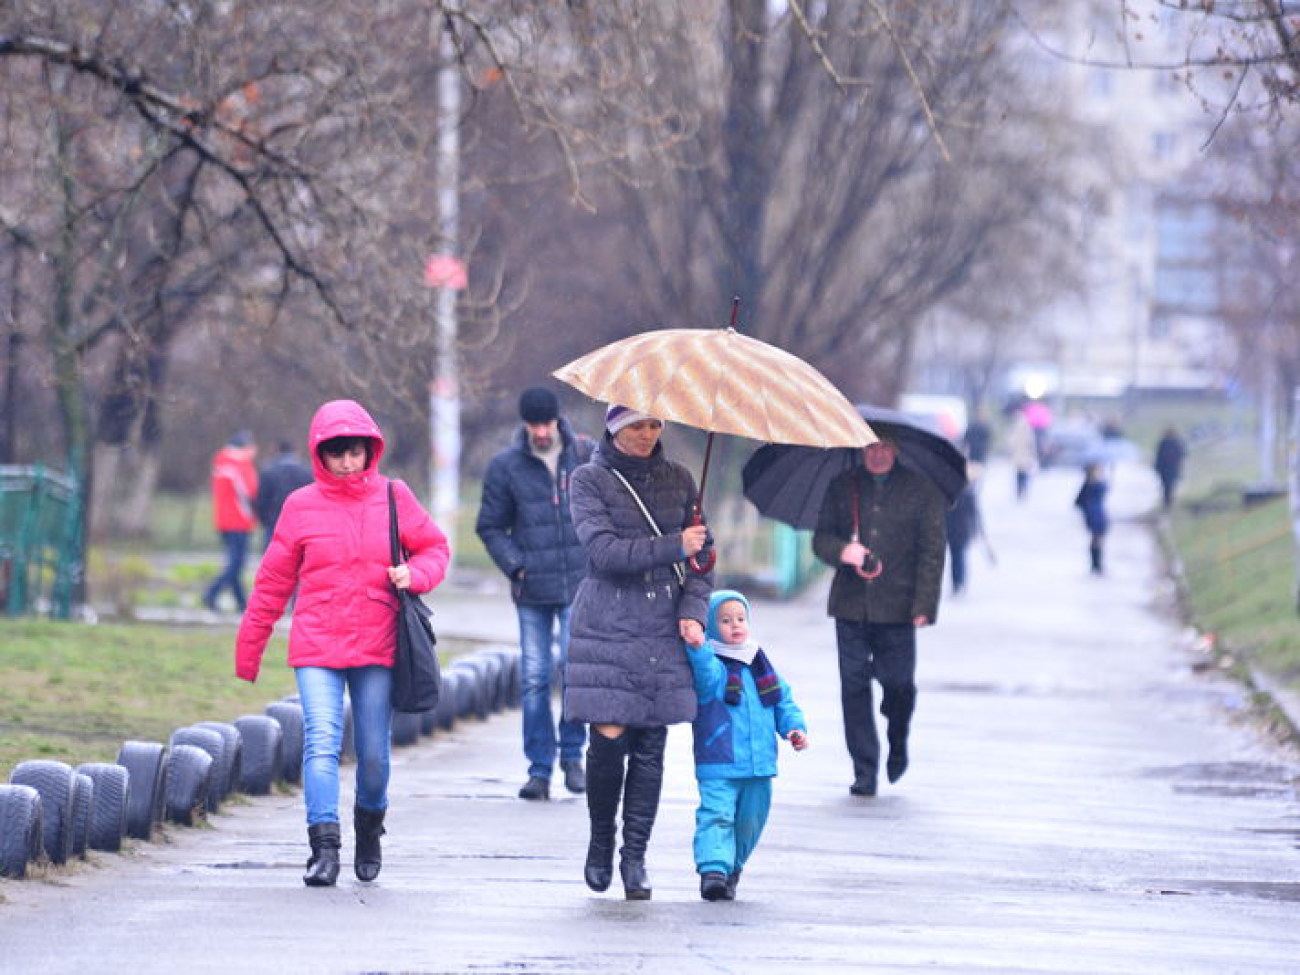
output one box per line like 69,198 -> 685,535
565,404 -> 713,900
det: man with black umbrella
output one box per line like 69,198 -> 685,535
811,437 -> 947,797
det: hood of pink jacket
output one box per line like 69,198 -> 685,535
308,399 -> 386,498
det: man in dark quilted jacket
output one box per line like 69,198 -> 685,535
477,386 -> 594,801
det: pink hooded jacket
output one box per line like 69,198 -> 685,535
235,400 -> 450,682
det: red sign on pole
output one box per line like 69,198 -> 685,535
423,254 -> 468,290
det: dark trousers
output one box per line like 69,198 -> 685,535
205,530 -> 249,611
948,541 -> 968,593
834,620 -> 917,786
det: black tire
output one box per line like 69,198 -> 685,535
418,704 -> 438,737
391,710 -> 422,747
10,759 -> 76,865
0,783 -> 43,878
447,662 -> 479,719
451,660 -> 490,720
163,745 -> 213,826
477,654 -> 505,712
480,649 -> 518,709
433,668 -> 460,731
116,740 -> 168,841
69,772 -> 93,859
234,715 -> 284,795
75,763 -> 130,853
264,701 -> 304,784
193,721 -> 242,804
498,649 -> 522,707
169,725 -> 228,813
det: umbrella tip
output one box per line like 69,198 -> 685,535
729,296 -> 741,328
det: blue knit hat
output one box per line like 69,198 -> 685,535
706,589 -> 750,642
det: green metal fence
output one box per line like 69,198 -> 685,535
0,465 -> 83,619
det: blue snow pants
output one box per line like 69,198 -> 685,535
693,776 -> 773,876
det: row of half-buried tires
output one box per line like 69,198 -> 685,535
0,646 -> 520,880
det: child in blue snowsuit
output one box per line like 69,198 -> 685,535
685,589 -> 808,902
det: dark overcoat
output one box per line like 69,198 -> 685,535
563,437 -> 712,727
812,465 -> 947,624
475,417 -> 593,606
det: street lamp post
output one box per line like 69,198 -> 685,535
430,16 -> 462,570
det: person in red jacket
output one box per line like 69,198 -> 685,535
236,400 -> 450,887
203,430 -> 258,612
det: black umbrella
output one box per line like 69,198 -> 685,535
741,404 -> 969,530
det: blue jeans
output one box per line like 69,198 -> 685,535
205,530 -> 249,609
518,604 -> 585,779
296,665 -> 393,826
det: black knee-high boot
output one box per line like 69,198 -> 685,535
619,726 -> 666,901
583,730 -> 628,892
354,805 -> 386,882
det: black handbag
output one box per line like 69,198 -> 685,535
388,482 -> 441,713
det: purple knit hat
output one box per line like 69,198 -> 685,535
605,404 -> 657,436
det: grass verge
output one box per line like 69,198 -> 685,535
0,621 -> 296,779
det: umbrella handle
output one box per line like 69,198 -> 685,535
687,505 -> 716,574
855,549 -> 883,580
689,549 -> 716,574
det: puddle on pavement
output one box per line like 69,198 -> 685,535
208,860 -> 295,870
1141,761 -> 1298,786
1147,881 -> 1300,902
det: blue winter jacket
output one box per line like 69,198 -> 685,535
476,417 -> 593,606
685,641 -> 806,780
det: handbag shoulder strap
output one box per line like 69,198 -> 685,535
387,481 -> 402,565
608,467 -> 686,587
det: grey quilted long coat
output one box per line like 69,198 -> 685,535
563,436 -> 713,727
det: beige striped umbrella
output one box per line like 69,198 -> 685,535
552,327 -> 876,449
554,322 -> 875,573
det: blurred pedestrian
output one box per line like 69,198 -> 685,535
1154,427 -> 1187,512
945,464 -> 983,595
812,437 -> 947,798
476,385 -> 594,802
1007,409 -> 1037,501
203,429 -> 258,612
963,405 -> 992,465
685,589 -> 807,902
235,399 -> 451,887
565,404 -> 713,900
1074,461 -> 1109,576
255,440 -> 313,550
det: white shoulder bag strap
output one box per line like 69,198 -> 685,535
609,467 -> 687,587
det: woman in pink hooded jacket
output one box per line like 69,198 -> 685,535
236,399 -> 450,887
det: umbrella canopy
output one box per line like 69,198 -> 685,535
742,404 -> 969,530
552,327 -> 875,449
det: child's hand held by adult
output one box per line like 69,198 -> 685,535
679,618 -> 705,647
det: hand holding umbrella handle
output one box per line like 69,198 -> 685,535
847,532 -> 883,580
855,549 -> 883,580
685,508 -> 716,574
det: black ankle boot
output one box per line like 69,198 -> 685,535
304,822 -> 341,887
583,730 -> 627,892
354,805 -> 386,882
619,726 -> 666,901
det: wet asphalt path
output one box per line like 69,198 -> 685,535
2,459 -> 1299,974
